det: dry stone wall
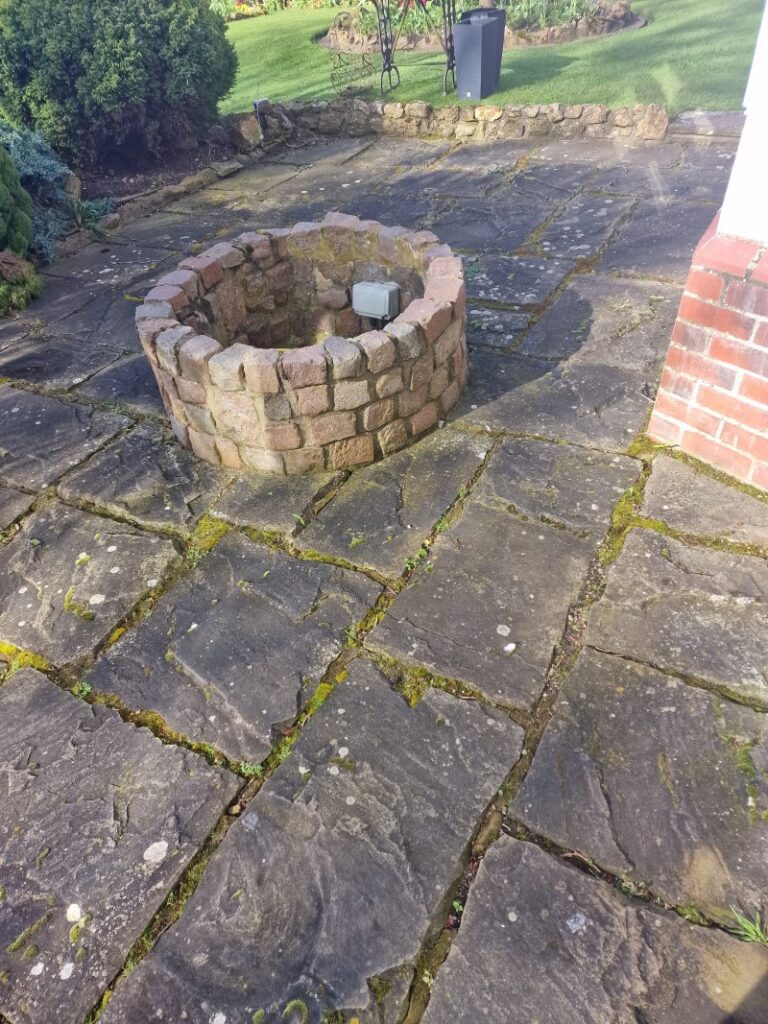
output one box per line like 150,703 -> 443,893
136,213 -> 467,474
282,97 -> 669,143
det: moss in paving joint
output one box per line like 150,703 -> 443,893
186,513 -> 232,566
0,641 -> 52,678
63,586 -> 96,622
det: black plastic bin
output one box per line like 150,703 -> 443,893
454,8 -> 507,101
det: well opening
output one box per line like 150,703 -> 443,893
136,213 -> 467,475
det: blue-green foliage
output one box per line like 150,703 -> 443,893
0,120 -> 114,262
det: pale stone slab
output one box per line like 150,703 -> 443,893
531,193 -> 635,260
0,388 -> 128,491
0,485 -> 35,530
424,837 -> 768,1024
100,659 -> 524,1024
643,455 -> 768,546
0,502 -> 176,665
464,253 -> 574,307
473,437 -> 640,537
58,425 -> 229,533
0,335 -> 122,389
368,501 -> 593,709
512,648 -> 768,920
602,200 -> 718,282
212,470 -> 345,536
0,670 -> 238,1024
86,534 -> 380,762
296,429 -> 492,576
76,354 -> 165,417
588,529 -> 768,704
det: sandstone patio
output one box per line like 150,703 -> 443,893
1,129 -> 767,1024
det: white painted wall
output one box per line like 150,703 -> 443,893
719,2 -> 768,243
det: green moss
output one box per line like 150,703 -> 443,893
369,975 -> 392,1005
187,515 -> 231,565
63,586 -> 95,622
70,680 -> 92,699
6,910 -> 52,953
0,640 -> 51,675
676,904 -> 709,926
283,999 -> 309,1022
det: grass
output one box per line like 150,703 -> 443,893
728,907 -> 768,947
221,0 -> 760,117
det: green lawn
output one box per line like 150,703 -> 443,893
221,0 -> 760,117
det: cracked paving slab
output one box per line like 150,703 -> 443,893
587,528 -> 768,705
0,501 -> 177,665
516,271 -> 679,366
85,533 -> 380,763
211,470 -> 345,536
642,455 -> 768,547
463,252 -> 574,307
602,199 -> 718,282
430,200 -> 546,254
58,425 -> 230,534
592,145 -> 735,205
458,349 -> 656,451
0,485 -> 36,531
511,647 -> 768,921
367,499 -> 594,709
0,335 -> 123,390
44,240 -> 174,288
99,657 -> 524,1024
75,354 -> 165,418
528,193 -> 635,261
0,388 -> 129,491
0,669 -> 239,1024
296,429 -> 492,577
423,837 -> 768,1024
472,437 -> 640,538
466,306 -> 530,350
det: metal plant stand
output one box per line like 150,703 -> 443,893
370,0 -> 457,95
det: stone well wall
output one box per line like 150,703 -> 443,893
135,213 -> 467,475
281,98 -> 669,143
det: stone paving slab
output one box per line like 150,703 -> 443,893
0,335 -> 123,389
516,271 -> 678,365
423,837 -> 768,1024
472,437 -> 639,537
212,471 -> 345,536
392,165 -> 507,199
0,485 -> 35,531
75,353 -> 165,417
430,201 -> 545,254
463,253 -> 574,306
44,240 -> 174,288
274,138 -> 373,165
341,192 -> 440,230
368,500 -> 593,709
512,647 -> 768,920
459,351 -> 654,451
592,148 -> 734,205
535,139 -> 682,168
296,429 -> 492,577
100,658 -> 524,1024
587,529 -> 768,705
434,140 -> 532,172
465,306 -> 530,350
86,533 -> 380,762
642,455 -> 768,546
19,277 -> 113,337
602,199 -> 718,282
0,388 -> 128,491
58,425 -> 230,534
0,501 -> 176,665
531,193 -> 635,261
0,669 -> 239,1024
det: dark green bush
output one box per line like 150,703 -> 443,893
0,0 -> 238,169
0,145 -> 33,257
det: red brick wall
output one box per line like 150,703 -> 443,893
648,213 -> 768,491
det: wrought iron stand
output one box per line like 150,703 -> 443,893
370,0 -> 457,95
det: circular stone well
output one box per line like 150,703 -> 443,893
135,213 -> 467,474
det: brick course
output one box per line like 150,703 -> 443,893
649,213 -> 768,490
